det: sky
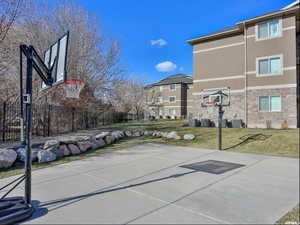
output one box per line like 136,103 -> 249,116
71,0 -> 294,85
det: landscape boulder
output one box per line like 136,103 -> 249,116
153,131 -> 162,137
166,131 -> 182,140
183,134 -> 195,140
95,132 -> 110,140
59,145 -> 71,156
15,147 -> 39,162
47,146 -> 64,159
132,131 -> 141,137
143,130 -> 153,136
104,135 -> 115,145
174,135 -> 182,140
124,130 -> 132,137
166,131 -> 178,139
68,144 -> 81,155
44,139 -> 59,149
91,139 -> 106,150
161,132 -> 169,138
0,149 -> 17,168
37,150 -> 56,163
111,130 -> 124,139
73,136 -> 91,142
78,141 -> 93,152
57,137 -> 77,145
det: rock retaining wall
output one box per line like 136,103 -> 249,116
0,130 -> 196,169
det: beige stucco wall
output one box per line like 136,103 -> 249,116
193,34 -> 245,81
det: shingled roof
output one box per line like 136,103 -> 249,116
145,74 -> 193,88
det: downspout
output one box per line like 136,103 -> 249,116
244,22 -> 248,127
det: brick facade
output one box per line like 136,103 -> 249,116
247,87 -> 297,128
188,93 -> 245,126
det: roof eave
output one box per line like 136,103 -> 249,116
187,6 -> 299,46
187,28 -> 241,45
282,0 -> 299,10
236,6 -> 299,26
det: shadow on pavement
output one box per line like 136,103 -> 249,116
32,170 -> 198,215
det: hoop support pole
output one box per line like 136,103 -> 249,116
218,105 -> 224,150
24,46 -> 33,204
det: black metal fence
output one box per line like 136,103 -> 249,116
0,100 -> 135,144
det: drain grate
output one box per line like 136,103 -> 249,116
180,160 -> 245,174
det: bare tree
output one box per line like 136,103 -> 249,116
108,77 -> 147,117
144,85 -> 164,117
0,1 -> 124,107
0,0 -> 23,42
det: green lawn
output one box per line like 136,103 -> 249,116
106,119 -> 300,158
276,204 -> 299,224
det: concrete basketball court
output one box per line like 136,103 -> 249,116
1,143 -> 299,224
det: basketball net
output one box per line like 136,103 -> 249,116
63,78 -> 85,98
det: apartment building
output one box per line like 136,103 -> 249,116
145,74 -> 193,118
187,0 -> 300,128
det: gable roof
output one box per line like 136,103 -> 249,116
145,74 -> 193,88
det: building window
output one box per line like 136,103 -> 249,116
259,96 -> 281,112
155,97 -> 163,104
256,18 -> 281,41
170,84 -> 176,90
169,96 -> 176,102
257,55 -> 282,76
158,86 -> 163,91
169,108 -> 176,115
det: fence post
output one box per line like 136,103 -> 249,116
2,101 -> 7,142
86,111 -> 89,129
72,107 -> 75,132
43,104 -> 46,137
47,104 -> 51,136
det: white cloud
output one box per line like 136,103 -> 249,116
150,39 -> 167,47
155,61 -> 177,72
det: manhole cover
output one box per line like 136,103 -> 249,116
180,160 -> 245,174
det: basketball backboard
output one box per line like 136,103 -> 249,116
201,87 -> 230,107
42,32 -> 69,89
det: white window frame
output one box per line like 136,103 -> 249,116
256,54 -> 283,77
169,96 -> 176,102
258,96 -> 281,112
170,84 -> 176,90
156,96 -> 163,104
159,86 -> 163,91
169,108 -> 176,115
255,18 -> 282,41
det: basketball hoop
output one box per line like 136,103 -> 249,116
207,102 -> 216,106
63,78 -> 85,98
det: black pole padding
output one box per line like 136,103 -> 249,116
24,46 -> 33,205
20,45 -> 25,145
